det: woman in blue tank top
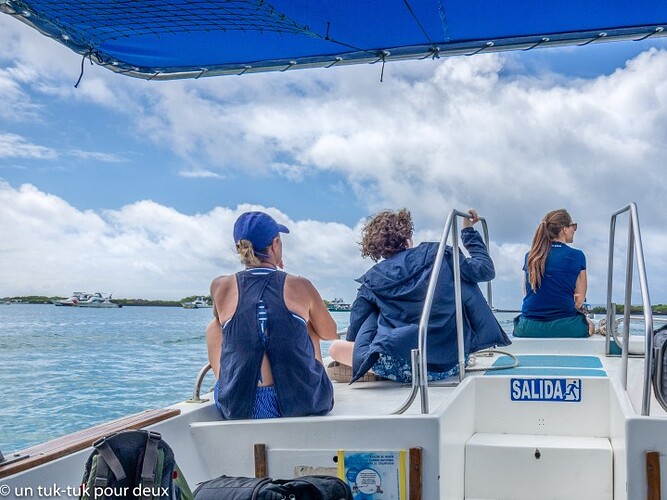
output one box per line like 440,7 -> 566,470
514,209 -> 594,338
207,211 -> 337,419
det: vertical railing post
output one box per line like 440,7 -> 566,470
630,203 -> 654,415
392,209 -> 492,415
606,216 -> 616,356
416,210 -> 457,414
620,220 -> 634,390
606,202 -> 653,415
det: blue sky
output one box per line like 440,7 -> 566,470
1,13 -> 666,309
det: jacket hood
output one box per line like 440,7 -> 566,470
356,243 -> 443,300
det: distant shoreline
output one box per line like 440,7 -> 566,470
3,299 -> 667,316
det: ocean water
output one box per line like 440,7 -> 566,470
0,305 -> 589,454
0,305 -> 356,453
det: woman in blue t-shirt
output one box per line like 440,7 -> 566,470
514,209 -> 594,337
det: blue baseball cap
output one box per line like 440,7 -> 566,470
233,211 -> 290,251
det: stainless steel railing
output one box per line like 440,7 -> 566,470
187,363 -> 213,403
392,209 -> 492,415
606,202 -> 653,415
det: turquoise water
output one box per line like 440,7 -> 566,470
0,305 -> 355,453
0,305 -> 552,454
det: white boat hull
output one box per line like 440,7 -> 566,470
2,335 -> 666,499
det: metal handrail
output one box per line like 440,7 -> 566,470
392,209 -> 492,415
187,363 -> 213,403
606,202 -> 653,415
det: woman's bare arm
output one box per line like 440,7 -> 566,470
574,269 -> 588,310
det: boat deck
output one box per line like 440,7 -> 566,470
3,334 -> 666,500
324,335 -> 665,419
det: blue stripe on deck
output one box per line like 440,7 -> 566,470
485,355 -> 606,376
485,367 -> 607,377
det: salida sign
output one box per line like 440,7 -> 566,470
510,378 -> 582,402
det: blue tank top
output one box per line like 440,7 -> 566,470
216,269 -> 334,419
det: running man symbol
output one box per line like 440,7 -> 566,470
564,379 -> 581,401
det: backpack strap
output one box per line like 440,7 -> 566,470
139,431 -> 161,500
92,437 -> 127,488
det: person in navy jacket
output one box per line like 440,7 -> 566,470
329,208 -> 510,383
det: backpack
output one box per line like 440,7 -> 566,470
80,430 -> 194,500
655,324 -> 667,400
193,474 -> 353,500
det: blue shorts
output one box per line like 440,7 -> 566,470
252,385 -> 282,419
371,354 -> 460,383
214,381 -> 282,419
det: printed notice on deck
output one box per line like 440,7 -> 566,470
337,450 -> 406,500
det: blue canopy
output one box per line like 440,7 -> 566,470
2,0 -> 666,80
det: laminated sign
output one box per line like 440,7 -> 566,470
337,450 -> 406,500
510,378 -> 582,402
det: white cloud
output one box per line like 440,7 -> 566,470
124,49 -> 667,234
67,149 -> 127,163
0,183 -> 366,301
0,12 -> 666,309
178,168 -> 222,179
0,133 -> 57,159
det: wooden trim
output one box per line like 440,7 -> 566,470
646,451 -> 661,500
0,408 -> 180,479
254,443 -> 267,478
409,447 -> 422,500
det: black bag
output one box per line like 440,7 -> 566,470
655,324 -> 667,400
193,474 -> 352,500
80,430 -> 194,500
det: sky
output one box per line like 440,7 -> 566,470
0,14 -> 666,309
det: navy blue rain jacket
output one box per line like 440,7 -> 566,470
347,227 -> 511,381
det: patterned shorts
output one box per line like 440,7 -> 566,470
371,354 -> 460,383
214,381 -> 282,419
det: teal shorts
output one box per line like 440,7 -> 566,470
513,314 -> 590,338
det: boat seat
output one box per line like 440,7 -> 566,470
0,408 -> 180,478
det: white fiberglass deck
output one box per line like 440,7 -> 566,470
2,334 -> 666,500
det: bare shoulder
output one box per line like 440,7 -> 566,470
211,274 -> 236,290
284,273 -> 318,295
284,273 -> 313,287
284,273 -> 322,306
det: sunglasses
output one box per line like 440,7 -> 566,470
568,223 -> 578,231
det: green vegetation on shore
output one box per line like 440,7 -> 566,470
590,304 -> 667,315
5,296 -> 666,314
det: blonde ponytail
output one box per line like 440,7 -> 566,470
236,239 -> 263,267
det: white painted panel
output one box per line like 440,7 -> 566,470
465,433 -> 613,500
475,376 -> 611,437
625,417 -> 667,499
190,415 -> 442,497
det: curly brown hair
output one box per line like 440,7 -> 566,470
360,209 -> 414,261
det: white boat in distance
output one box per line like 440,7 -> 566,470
53,291 -> 88,306
327,297 -> 352,312
55,292 -> 121,308
181,296 -> 212,309
2,204 -> 666,499
76,293 -> 121,308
